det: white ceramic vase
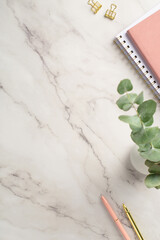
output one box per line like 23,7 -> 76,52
130,145 -> 148,175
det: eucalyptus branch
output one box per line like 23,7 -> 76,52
116,79 -> 160,189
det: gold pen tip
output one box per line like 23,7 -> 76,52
123,204 -> 129,214
123,203 -> 126,208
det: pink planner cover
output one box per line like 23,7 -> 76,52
127,10 -> 160,83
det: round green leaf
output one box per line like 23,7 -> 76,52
123,103 -> 132,111
131,127 -> 159,145
116,94 -> 137,111
137,100 -> 157,123
151,130 -> 160,148
145,174 -> 160,188
144,117 -> 153,127
149,164 -> 160,174
134,91 -> 144,105
145,160 -> 154,167
116,96 -> 131,111
127,93 -> 137,103
140,148 -> 160,162
138,144 -> 151,152
117,79 -> 133,94
119,115 -> 142,132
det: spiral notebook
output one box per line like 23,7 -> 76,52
114,3 -> 160,100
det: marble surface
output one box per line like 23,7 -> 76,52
1,0 -> 160,239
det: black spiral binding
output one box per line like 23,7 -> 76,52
114,35 -> 160,100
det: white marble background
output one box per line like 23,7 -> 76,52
0,0 -> 160,239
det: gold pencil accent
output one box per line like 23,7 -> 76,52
115,218 -> 119,222
123,204 -> 144,240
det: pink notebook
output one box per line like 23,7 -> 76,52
127,10 -> 160,83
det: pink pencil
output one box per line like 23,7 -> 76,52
101,195 -> 131,240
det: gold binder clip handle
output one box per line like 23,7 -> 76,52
88,0 -> 95,7
105,4 -> 117,20
88,0 -> 102,14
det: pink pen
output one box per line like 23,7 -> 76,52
101,195 -> 131,240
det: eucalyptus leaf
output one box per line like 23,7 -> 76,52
140,148 -> 160,162
119,115 -> 142,132
116,96 -> 130,111
116,94 -> 137,111
149,164 -> 160,174
137,100 -> 157,123
144,117 -> 153,127
145,174 -> 160,188
145,160 -> 154,167
138,144 -> 151,152
131,127 -> 159,145
123,104 -> 133,111
151,130 -> 160,149
117,79 -> 133,94
134,91 -> 144,105
127,93 -> 137,103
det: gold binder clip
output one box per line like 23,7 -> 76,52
105,4 -> 117,20
88,0 -> 102,14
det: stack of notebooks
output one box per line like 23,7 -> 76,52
115,3 -> 160,100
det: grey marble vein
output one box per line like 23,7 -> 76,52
1,0 -> 160,239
